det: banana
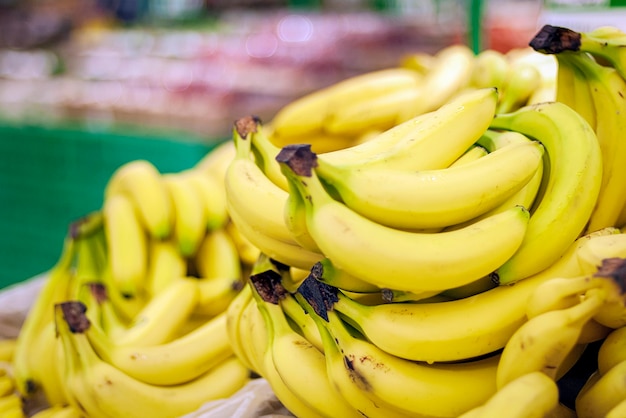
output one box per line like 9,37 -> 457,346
279,290 -> 323,352
246,121 -> 290,191
145,238 -> 187,297
575,359 -> 626,418
496,287 -> 608,388
31,405 -> 83,418
489,101 -> 603,284
162,173 -> 206,257
320,87 -> 499,172
249,269 -> 362,418
448,144 -> 488,167
278,145 -> 530,294
497,62 -> 542,114
0,374 -> 15,397
194,227 -> 241,280
326,228 -> 618,363
269,68 -> 423,141
565,52 -> 626,233
309,258 -> 381,293
296,284 -> 500,418
555,52 -> 597,130
399,43 -> 476,121
598,325 -> 626,375
323,85 -> 423,135
0,394 -> 23,416
224,116 -> 301,245
103,193 -> 148,296
458,372 -> 559,418
111,277 -> 199,347
607,398 -> 626,418
470,49 -> 510,91
225,283 -> 255,372
12,235 -> 76,398
315,139 -> 544,230
182,168 -> 229,231
55,301 -> 249,418
0,339 -> 16,363
194,275 -> 244,318
283,175 -> 322,253
193,139 -> 235,185
237,290 -> 268,377
86,310 -> 233,386
104,159 -> 172,239
224,220 -> 261,267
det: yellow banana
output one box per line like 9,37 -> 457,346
145,238 -> 187,297
225,283 -> 255,372
497,62 -> 542,113
193,227 -> 241,280
598,325 -> 626,375
459,372 -> 559,418
104,159 -> 172,239
496,288 -> 608,388
449,144 -> 488,167
224,220 -> 261,267
279,145 -> 530,294
576,359 -> 626,418
0,339 -> 16,363
269,68 -> 423,141
182,168 -> 229,231
55,302 -> 249,418
489,101 -> 603,284
103,193 -> 148,296
470,49 -> 511,91
315,139 -> 543,230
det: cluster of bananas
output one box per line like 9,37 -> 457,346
3,146 -> 258,417
223,30 -> 626,418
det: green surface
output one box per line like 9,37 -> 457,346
0,121 -> 223,290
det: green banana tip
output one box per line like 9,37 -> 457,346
275,144 -> 318,177
529,24 -> 581,54
593,257 -> 626,294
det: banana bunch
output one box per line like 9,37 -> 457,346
10,140 -> 256,417
530,24 -> 626,234
268,43 -> 556,153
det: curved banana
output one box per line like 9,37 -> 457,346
224,220 -> 261,267
449,144 -> 488,167
497,62 -> 542,113
598,325 -> 626,375
0,394 -> 23,417
104,159 -> 172,239
193,227 -> 241,280
399,43 -> 476,120
162,173 -> 206,257
470,49 -> 510,91
194,275 -> 244,317
321,87 -> 499,172
12,236 -> 76,398
283,177 -> 322,253
86,310 -> 233,386
145,238 -> 187,297
309,258 -> 381,293
193,139 -> 235,185
496,288 -> 608,388
103,193 -> 148,296
576,359 -> 626,418
567,52 -> 626,233
182,168 -> 229,231
0,374 -> 15,397
279,145 -> 530,293
31,405 -> 83,418
489,101 -> 603,284
327,228 -> 618,363
315,139 -> 543,229
297,289 -> 500,418
112,277 -> 199,347
269,68 -> 423,141
0,339 -> 15,364
55,302 -> 249,418
225,117 -> 300,245
458,372 -> 559,418
324,85 -> 423,135
249,270 -> 362,418
225,283 -> 255,371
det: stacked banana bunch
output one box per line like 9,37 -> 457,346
5,143 -> 256,418
224,35 -> 626,418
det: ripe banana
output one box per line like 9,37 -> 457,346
193,227 -> 241,280
320,87 -> 499,172
269,68 -> 423,141
315,139 -> 543,229
55,301 -> 249,418
470,49 -> 510,91
497,62 -> 542,113
0,339 -> 16,363
104,159 -> 172,239
145,238 -> 187,297
458,372 -> 559,418
182,168 -> 229,231
103,193 -> 148,296
30,405 -> 83,418
162,173 -> 206,257
225,282 -> 255,372
496,288 -> 608,388
575,359 -> 626,418
489,101 -> 603,284
278,144 -> 530,294
249,269 -> 362,418
296,286 -> 500,418
598,325 -> 626,375
86,310 -> 233,386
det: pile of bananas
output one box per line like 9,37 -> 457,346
3,26 -> 626,418
224,29 -> 626,418
0,145 -> 258,417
